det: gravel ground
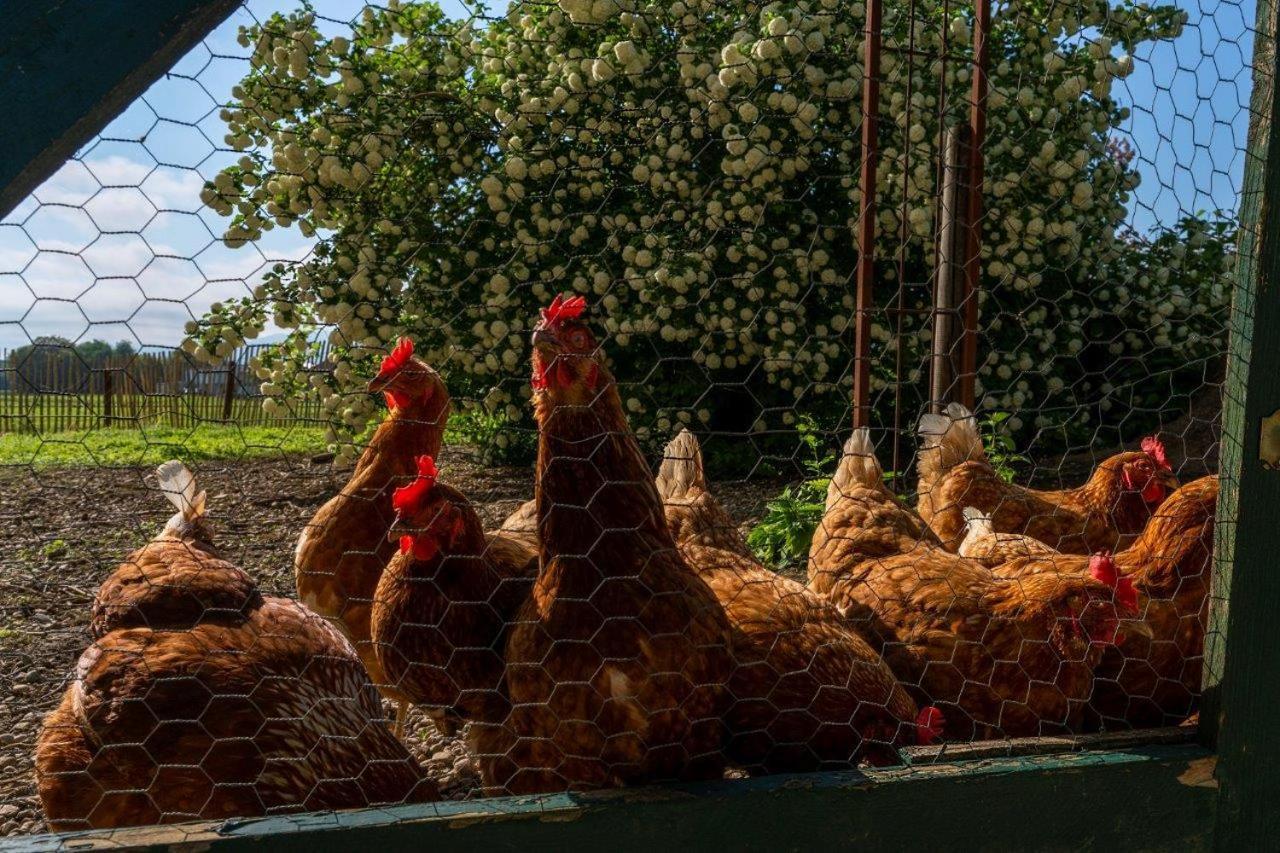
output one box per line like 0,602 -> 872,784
0,448 -> 782,838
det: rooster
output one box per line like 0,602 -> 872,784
917,403 -> 1180,553
294,338 -> 450,730
371,455 -> 534,762
655,430 -> 933,770
990,476 -> 1218,728
501,294 -> 734,793
37,462 -> 436,831
809,429 -> 1152,740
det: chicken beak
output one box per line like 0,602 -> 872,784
531,327 -> 561,353
1160,470 -> 1181,492
367,370 -> 395,394
388,511 -> 409,542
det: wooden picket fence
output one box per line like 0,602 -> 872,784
0,342 -> 330,435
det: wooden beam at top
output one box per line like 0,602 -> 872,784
0,0 -> 241,219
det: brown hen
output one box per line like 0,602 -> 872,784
958,506 -> 1062,567
294,338 -> 450,722
500,294 -> 734,794
991,476 -> 1218,728
371,455 -> 535,773
655,431 -> 925,771
656,429 -> 754,558
917,404 -> 1179,553
809,429 -> 1150,741
37,462 -> 435,831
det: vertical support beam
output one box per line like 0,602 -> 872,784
957,0 -> 991,409
930,124 -> 970,412
222,359 -> 237,422
852,0 -> 883,428
1203,0 -> 1280,847
102,368 -> 113,427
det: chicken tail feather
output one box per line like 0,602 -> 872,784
958,506 -> 994,558
827,427 -> 883,511
156,460 -> 207,521
917,403 -> 985,496
656,428 -> 705,502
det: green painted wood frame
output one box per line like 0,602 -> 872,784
0,0 -> 1275,849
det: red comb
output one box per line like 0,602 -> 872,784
916,706 -> 945,746
1141,435 -> 1171,471
1090,551 -> 1138,614
392,455 -> 439,515
1089,552 -> 1117,586
377,337 -> 415,379
540,293 -> 587,326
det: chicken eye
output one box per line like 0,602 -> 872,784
568,329 -> 588,348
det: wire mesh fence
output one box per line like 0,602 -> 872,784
0,0 -> 1254,839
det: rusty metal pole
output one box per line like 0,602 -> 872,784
958,0 -> 991,410
930,124 -> 970,412
852,0 -> 882,428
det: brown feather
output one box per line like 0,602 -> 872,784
499,327 -> 733,793
294,360 -> 450,702
38,486 -> 436,831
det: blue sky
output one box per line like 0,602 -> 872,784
0,0 -> 1256,352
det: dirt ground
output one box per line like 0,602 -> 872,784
0,447 -> 783,838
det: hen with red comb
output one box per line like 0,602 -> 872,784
916,403 -> 1179,555
295,338 -> 451,723
811,426 -> 1153,740
372,455 -> 537,749
986,477 -> 1218,727
500,298 -> 734,793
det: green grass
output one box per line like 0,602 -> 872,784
0,424 -> 327,466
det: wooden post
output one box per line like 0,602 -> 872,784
221,358 -> 236,422
101,368 -> 113,428
1202,0 -> 1280,846
929,124 -> 971,413
956,0 -> 991,410
852,0 -> 882,428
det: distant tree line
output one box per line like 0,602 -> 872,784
2,336 -> 162,393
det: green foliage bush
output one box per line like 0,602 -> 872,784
186,0 -> 1234,467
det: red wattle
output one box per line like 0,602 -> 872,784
399,533 -> 439,562
916,706 -> 945,745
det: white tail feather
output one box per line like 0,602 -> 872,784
917,403 -> 985,496
958,506 -> 994,558
656,429 -> 705,502
156,460 -> 206,521
827,428 -> 884,510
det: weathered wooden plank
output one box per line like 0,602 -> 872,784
0,0 -> 240,218
1201,0 -> 1280,847
7,744 -> 1216,852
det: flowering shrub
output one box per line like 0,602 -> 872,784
186,0 -> 1232,466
